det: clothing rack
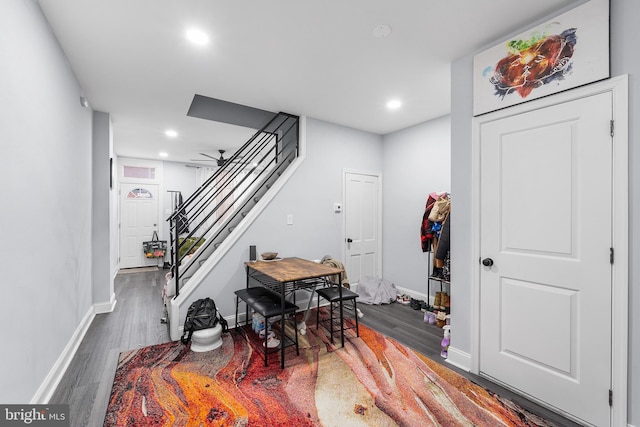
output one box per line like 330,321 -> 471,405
421,192 -> 451,311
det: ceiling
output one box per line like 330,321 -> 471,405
37,0 -> 575,165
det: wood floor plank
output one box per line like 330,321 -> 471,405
49,268 -> 171,427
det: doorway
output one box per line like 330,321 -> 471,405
472,76 -> 628,426
343,170 -> 382,285
119,183 -> 160,269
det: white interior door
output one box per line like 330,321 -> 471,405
119,183 -> 160,269
479,92 -> 612,426
344,171 -> 381,285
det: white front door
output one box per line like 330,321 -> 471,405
479,92 -> 612,426
344,171 -> 381,285
119,183 -> 160,269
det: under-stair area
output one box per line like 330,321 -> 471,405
163,112 -> 299,334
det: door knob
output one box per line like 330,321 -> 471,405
347,238 -> 353,243
482,258 -> 494,267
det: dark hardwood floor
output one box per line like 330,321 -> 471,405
49,268 -> 171,427
50,269 -> 579,426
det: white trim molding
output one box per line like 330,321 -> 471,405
31,307 -> 95,404
471,75 -> 628,426
445,346 -> 472,372
94,293 -> 117,314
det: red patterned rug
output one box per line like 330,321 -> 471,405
104,316 -> 555,426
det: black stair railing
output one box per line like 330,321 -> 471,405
167,112 -> 299,297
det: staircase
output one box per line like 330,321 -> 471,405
166,112 -> 299,298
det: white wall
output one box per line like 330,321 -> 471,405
381,116 -> 451,294
92,111 -> 114,307
0,0 -> 93,403
110,156 -> 119,279
451,0 -> 640,423
610,0 -> 640,421
177,118 -> 383,319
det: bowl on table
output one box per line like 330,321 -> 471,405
261,252 -> 278,260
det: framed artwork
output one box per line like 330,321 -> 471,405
473,0 -> 609,116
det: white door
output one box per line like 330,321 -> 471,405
479,92 -> 612,426
120,183 -> 160,269
344,171 -> 381,284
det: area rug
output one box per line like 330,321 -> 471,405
104,315 -> 555,426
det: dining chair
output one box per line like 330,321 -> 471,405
315,283 -> 359,344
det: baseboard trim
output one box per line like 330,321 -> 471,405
445,346 -> 472,372
94,293 -> 117,314
394,285 -> 428,302
31,306 -> 95,404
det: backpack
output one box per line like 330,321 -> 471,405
180,297 -> 228,344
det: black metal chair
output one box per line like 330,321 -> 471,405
234,287 -> 299,368
315,284 -> 359,343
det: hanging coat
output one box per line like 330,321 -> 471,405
435,212 -> 450,262
321,255 -> 350,289
420,195 -> 437,252
420,192 -> 448,252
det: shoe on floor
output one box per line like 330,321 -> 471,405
263,336 -> 280,348
259,329 -> 275,340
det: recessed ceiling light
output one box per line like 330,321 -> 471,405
386,99 -> 402,110
165,129 -> 178,138
186,29 -> 209,45
373,24 -> 392,38
159,152 -> 168,158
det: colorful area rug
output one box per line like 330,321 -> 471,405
104,315 -> 555,426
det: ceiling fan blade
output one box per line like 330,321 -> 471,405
199,152 -> 219,160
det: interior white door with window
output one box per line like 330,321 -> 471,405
120,183 -> 160,269
343,171 -> 381,285
478,90 -> 616,426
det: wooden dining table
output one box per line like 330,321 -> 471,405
245,257 -> 345,347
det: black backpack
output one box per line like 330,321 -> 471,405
180,297 -> 228,344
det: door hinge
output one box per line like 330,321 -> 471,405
609,389 -> 613,406
610,247 -> 614,264
610,120 -> 614,137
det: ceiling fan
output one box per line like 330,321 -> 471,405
190,149 -> 237,167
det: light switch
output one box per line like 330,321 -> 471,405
287,214 -> 293,225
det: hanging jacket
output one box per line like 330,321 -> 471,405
321,255 -> 350,289
435,212 -> 451,261
420,192 -> 447,252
